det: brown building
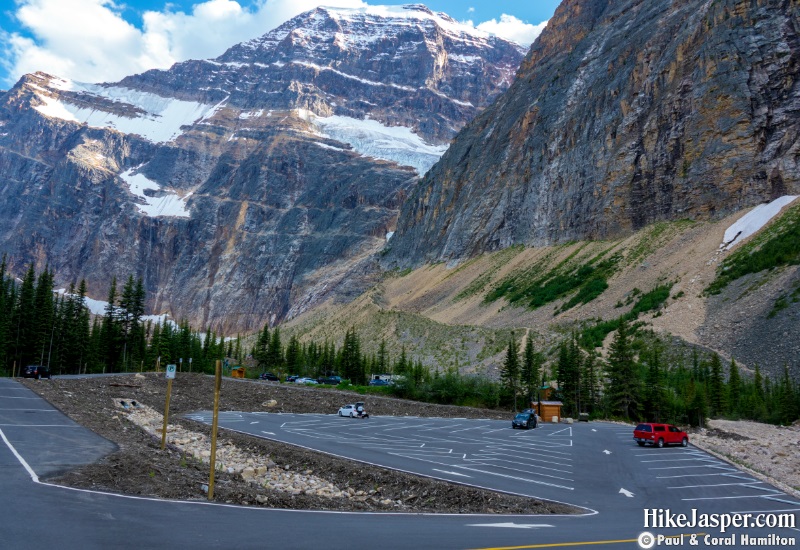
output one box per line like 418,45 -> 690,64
532,400 -> 564,423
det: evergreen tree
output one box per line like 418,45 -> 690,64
320,340 -> 335,377
751,363 -> 767,421
727,359 -> 741,417
254,323 -> 270,372
377,339 -> 389,374
32,268 -> 55,366
520,337 -> 542,408
643,347 -> 665,422
687,379 -> 707,427
100,277 -> 120,371
395,345 -> 408,376
776,365 -> 798,424
556,336 -> 582,416
707,353 -> 726,417
606,319 -> 639,419
13,264 -> 37,367
267,328 -> 284,372
118,275 -> 146,371
500,334 -> 520,410
581,352 -> 600,415
340,328 -> 364,384
0,256 -> 10,371
285,335 -> 303,375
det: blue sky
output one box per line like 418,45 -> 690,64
0,0 -> 562,88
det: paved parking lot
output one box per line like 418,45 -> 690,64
187,411 -> 800,525
2,377 -> 797,549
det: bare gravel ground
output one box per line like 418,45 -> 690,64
690,419 -> 800,498
20,373 -> 576,515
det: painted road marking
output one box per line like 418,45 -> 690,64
467,522 -> 555,529
0,424 -> 82,427
0,396 -> 42,399
682,492 -> 783,501
657,472 -> 744,478
0,409 -> 57,412
668,481 -> 765,489
432,469 -> 471,478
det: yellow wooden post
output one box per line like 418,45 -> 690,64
160,378 -> 173,450
208,360 -> 222,500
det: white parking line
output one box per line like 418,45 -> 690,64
450,425 -> 494,433
640,457 -> 718,463
649,465 -> 737,471
0,409 -> 57,412
657,473 -> 747,479
432,469 -> 471,478
683,492 -> 783,501
471,454 -> 572,474
0,396 -> 41,399
761,496 -> 800,506
0,424 -> 81,427
668,481 -> 765,489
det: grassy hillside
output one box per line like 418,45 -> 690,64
283,205 -> 800,381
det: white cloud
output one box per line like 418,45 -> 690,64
1,0 -> 367,86
467,7 -> 475,13
475,14 -> 547,46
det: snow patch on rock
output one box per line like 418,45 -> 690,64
119,168 -> 192,218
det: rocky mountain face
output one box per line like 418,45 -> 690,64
0,4 -> 524,332
387,0 -> 800,266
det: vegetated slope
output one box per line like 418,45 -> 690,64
386,0 -> 800,267
286,203 -> 800,382
0,5 -> 524,333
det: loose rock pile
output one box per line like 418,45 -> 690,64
114,399 -> 376,502
691,419 -> 800,498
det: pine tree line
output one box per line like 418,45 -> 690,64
0,261 -> 227,375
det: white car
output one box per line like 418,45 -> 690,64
294,377 -> 318,384
338,404 -> 358,417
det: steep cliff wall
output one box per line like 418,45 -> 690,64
387,0 -> 800,266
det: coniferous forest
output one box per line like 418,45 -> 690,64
0,259 -> 228,376
2,261 -> 798,426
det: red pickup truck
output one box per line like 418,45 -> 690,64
633,423 -> 689,448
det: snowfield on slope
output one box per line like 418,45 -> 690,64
722,196 -> 799,250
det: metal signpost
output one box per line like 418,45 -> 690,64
161,364 -> 176,449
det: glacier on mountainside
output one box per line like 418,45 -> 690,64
32,77 -> 225,143
299,111 -> 448,175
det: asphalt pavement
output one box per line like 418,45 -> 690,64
2,377 -> 799,549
